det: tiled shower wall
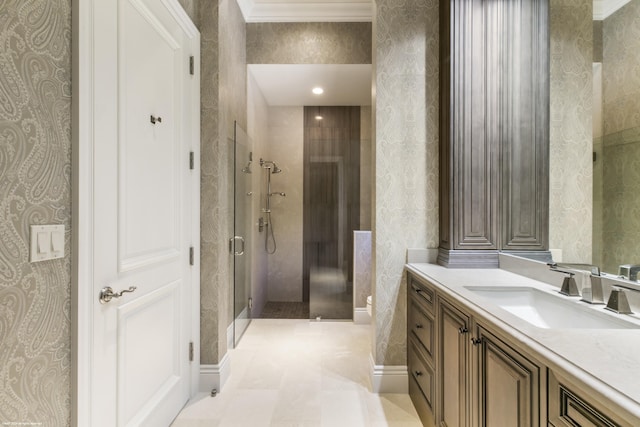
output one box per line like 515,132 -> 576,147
601,0 -> 640,273
0,1 -> 72,424
265,107 -> 305,302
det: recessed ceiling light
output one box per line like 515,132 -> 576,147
312,87 -> 324,95
315,115 -> 323,120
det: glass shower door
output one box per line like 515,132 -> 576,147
233,122 -> 252,346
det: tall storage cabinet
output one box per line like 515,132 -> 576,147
438,0 -> 550,267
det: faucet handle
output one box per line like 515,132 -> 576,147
559,275 -> 580,297
605,287 -> 633,314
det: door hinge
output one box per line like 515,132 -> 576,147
189,246 -> 194,266
189,151 -> 194,170
189,56 -> 194,75
189,341 -> 194,362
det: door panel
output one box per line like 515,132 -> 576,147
120,0 -> 181,271
118,281 -> 182,425
88,0 -> 198,425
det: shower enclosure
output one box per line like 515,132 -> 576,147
233,122 -> 252,345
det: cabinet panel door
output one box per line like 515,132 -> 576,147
548,370 -> 623,427
477,327 -> 539,427
438,300 -> 470,427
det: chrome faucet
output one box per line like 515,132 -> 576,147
605,287 -> 633,314
548,264 -> 580,296
581,267 -> 605,304
618,264 -> 640,281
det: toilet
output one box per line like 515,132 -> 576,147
366,295 -> 372,316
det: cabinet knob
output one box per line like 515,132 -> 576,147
415,323 -> 423,329
415,371 -> 423,377
471,337 -> 483,346
458,327 -> 468,334
415,288 -> 423,294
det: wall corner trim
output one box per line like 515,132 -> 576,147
199,353 -> 231,394
369,353 -> 408,394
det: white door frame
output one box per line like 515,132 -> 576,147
71,0 -> 200,425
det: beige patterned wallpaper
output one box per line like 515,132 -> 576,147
0,0 -> 72,425
199,0 -> 247,364
246,22 -> 372,65
372,0 -> 440,366
601,0 -> 640,272
548,0 -> 593,264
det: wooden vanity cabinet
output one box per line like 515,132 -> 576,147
548,370 -> 628,427
476,326 -> 540,427
437,298 -> 472,427
407,272 -> 542,427
408,275 -> 437,427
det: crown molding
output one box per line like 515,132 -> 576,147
237,0 -> 373,22
593,0 -> 631,20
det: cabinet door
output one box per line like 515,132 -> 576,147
438,299 -> 471,427
548,370 -> 624,427
477,327 -> 539,427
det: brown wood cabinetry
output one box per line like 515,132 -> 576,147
438,299 -> 471,427
476,326 -> 539,427
408,272 -> 541,427
407,271 -> 637,427
548,370 -> 628,427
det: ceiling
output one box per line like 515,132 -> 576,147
594,0 -> 631,19
249,64 -> 372,106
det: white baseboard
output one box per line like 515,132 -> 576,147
227,322 -> 234,351
199,352 -> 230,394
353,307 -> 371,324
369,353 -> 408,393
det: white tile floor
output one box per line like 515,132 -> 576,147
172,319 -> 422,427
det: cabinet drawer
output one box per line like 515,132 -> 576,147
409,274 -> 435,312
548,371 -> 622,427
408,337 -> 435,411
409,300 -> 434,359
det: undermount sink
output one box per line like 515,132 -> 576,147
463,286 -> 638,329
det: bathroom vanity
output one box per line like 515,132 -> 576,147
406,263 -> 640,427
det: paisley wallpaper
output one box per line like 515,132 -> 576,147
246,22 -> 372,65
0,0 -> 72,425
548,0 -> 593,264
373,0 -> 440,366
601,0 -> 640,274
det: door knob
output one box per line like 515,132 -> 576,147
99,286 -> 137,304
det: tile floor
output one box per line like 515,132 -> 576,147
260,302 -> 310,319
171,319 -> 422,427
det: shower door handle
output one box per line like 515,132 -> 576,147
232,236 -> 245,256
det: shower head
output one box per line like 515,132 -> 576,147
260,158 -> 283,174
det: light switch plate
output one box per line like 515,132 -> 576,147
30,224 -> 65,262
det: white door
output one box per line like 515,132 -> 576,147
77,0 -> 200,425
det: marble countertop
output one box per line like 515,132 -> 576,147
406,262 -> 640,422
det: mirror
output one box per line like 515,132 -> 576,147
592,0 -> 640,275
